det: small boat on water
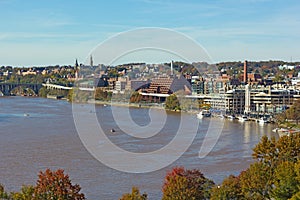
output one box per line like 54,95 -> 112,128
238,115 -> 249,122
197,110 -> 211,119
258,117 -> 269,124
216,114 -> 225,119
272,128 -> 300,137
227,115 -> 235,120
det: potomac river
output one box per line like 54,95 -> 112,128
0,97 -> 277,199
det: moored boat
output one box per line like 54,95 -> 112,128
216,114 -> 225,119
273,128 -> 300,137
258,117 -> 270,124
227,115 -> 235,120
238,115 -> 248,122
197,110 -> 211,119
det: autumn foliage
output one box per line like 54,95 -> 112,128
162,167 -> 214,200
34,168 -> 85,200
119,187 -> 148,200
210,134 -> 300,200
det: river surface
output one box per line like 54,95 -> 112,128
0,97 -> 277,199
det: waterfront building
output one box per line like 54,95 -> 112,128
125,79 -> 150,91
224,88 -> 245,114
207,85 -> 300,115
247,73 -> 263,85
191,76 -> 205,95
140,75 -> 191,102
203,94 -> 226,112
115,80 -> 127,92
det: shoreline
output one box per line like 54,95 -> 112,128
3,96 -> 279,124
87,99 -> 193,113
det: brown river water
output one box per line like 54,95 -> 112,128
0,97 -> 277,199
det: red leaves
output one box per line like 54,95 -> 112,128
34,168 -> 85,200
162,166 -> 214,200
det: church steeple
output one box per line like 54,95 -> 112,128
90,55 -> 93,67
75,58 -> 79,80
75,59 -> 79,69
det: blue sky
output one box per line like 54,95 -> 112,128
0,0 -> 299,66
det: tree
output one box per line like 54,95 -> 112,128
274,112 -> 287,125
252,134 -> 300,166
250,135 -> 300,199
94,88 -> 109,101
271,161 -> 299,200
286,100 -> 300,124
210,175 -> 245,200
275,133 -> 300,163
119,187 -> 148,200
0,184 -> 9,199
162,167 -> 214,200
10,185 -> 35,200
239,162 -> 273,200
252,136 -> 277,166
290,160 -> 300,200
38,87 -> 49,98
273,74 -> 284,83
165,94 -> 181,111
34,169 -> 85,200
67,88 -> 74,102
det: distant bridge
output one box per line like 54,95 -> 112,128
42,83 -> 94,91
0,83 -> 43,95
42,83 -> 72,90
0,82 -> 98,96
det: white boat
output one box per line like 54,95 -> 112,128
258,117 -> 269,124
273,128 -> 300,137
216,114 -> 225,119
238,115 -> 248,122
274,128 -> 290,137
227,115 -> 235,120
197,110 -> 211,119
272,128 -> 287,133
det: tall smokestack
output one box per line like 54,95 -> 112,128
244,60 -> 248,84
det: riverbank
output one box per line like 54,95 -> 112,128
87,99 -> 200,114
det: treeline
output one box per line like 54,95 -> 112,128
217,60 -> 300,78
216,60 -> 300,71
168,60 -> 300,77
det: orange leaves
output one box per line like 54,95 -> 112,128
34,168 -> 85,200
162,167 -> 214,200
